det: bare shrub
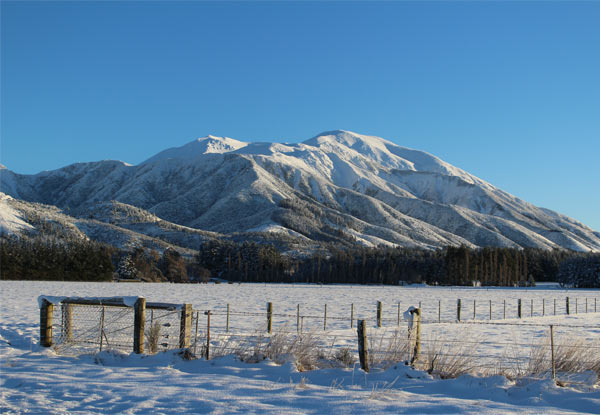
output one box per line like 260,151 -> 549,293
334,347 -> 356,367
231,328 -> 322,371
145,322 -> 162,354
523,336 -> 600,378
368,329 -> 411,369
419,335 -> 483,379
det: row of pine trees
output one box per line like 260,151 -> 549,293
1,236 -> 597,286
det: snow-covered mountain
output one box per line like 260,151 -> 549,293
2,130 -> 599,252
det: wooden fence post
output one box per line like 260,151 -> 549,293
531,299 -> 533,317
99,307 -> 106,352
410,308 -> 422,365
133,297 -> 146,354
323,304 -> 327,331
350,303 -> 354,328
179,304 -> 192,349
267,302 -> 273,334
297,304 -> 300,333
575,298 -> 578,314
518,299 -> 522,319
457,299 -> 461,322
503,299 -> 506,319
473,299 -> 476,320
543,299 -> 545,316
398,302 -> 401,326
226,304 -> 230,333
566,297 -> 570,315
438,300 -> 441,323
205,310 -> 211,360
357,320 -> 369,372
489,300 -> 492,320
550,325 -> 556,382
376,301 -> 382,328
554,298 -> 556,315
40,299 -> 54,347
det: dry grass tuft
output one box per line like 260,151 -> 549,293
145,322 -> 162,354
418,336 -> 482,379
368,329 -> 411,369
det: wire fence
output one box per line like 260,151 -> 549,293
186,295 -> 600,335
187,300 -> 600,382
41,295 -> 600,383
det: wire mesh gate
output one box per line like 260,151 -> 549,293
39,296 -> 192,356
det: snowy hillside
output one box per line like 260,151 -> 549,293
2,130 -> 599,252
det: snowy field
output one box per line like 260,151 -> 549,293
1,281 -> 599,414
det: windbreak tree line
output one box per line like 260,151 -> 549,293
195,240 -> 598,287
1,236 -> 598,287
0,237 -> 191,283
0,236 -> 114,281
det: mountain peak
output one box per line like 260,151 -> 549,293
142,135 -> 248,164
305,130 -> 391,148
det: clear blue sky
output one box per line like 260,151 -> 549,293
1,1 -> 599,231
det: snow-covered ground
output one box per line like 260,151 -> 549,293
1,281 -> 599,414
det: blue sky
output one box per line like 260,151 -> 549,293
1,1 -> 599,231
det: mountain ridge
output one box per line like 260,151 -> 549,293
1,130 -> 598,253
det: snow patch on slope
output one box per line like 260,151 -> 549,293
0,193 -> 34,235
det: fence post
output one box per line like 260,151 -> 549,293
473,299 -> 476,320
489,300 -> 492,320
324,304 -> 327,331
531,299 -> 533,317
585,298 -> 588,313
566,297 -> 570,315
410,308 -> 422,365
205,310 -> 211,360
99,306 -> 106,352
350,303 -> 354,329
398,302 -> 401,326
357,320 -> 369,372
575,298 -> 578,314
457,299 -> 461,322
438,300 -> 441,323
550,325 -> 556,382
297,304 -> 300,333
133,297 -> 146,354
554,298 -> 556,315
376,301 -> 382,328
503,299 -> 506,319
518,299 -> 522,319
179,304 -> 192,349
543,299 -> 545,316
267,302 -> 273,334
40,299 -> 54,347
226,303 -> 230,333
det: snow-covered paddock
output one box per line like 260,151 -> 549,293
1,281 -> 599,414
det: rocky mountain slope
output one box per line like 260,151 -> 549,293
2,130 -> 599,252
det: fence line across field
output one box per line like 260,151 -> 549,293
193,296 -> 600,335
39,295 -> 599,386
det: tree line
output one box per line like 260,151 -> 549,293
194,240 -> 599,287
1,236 -> 598,287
